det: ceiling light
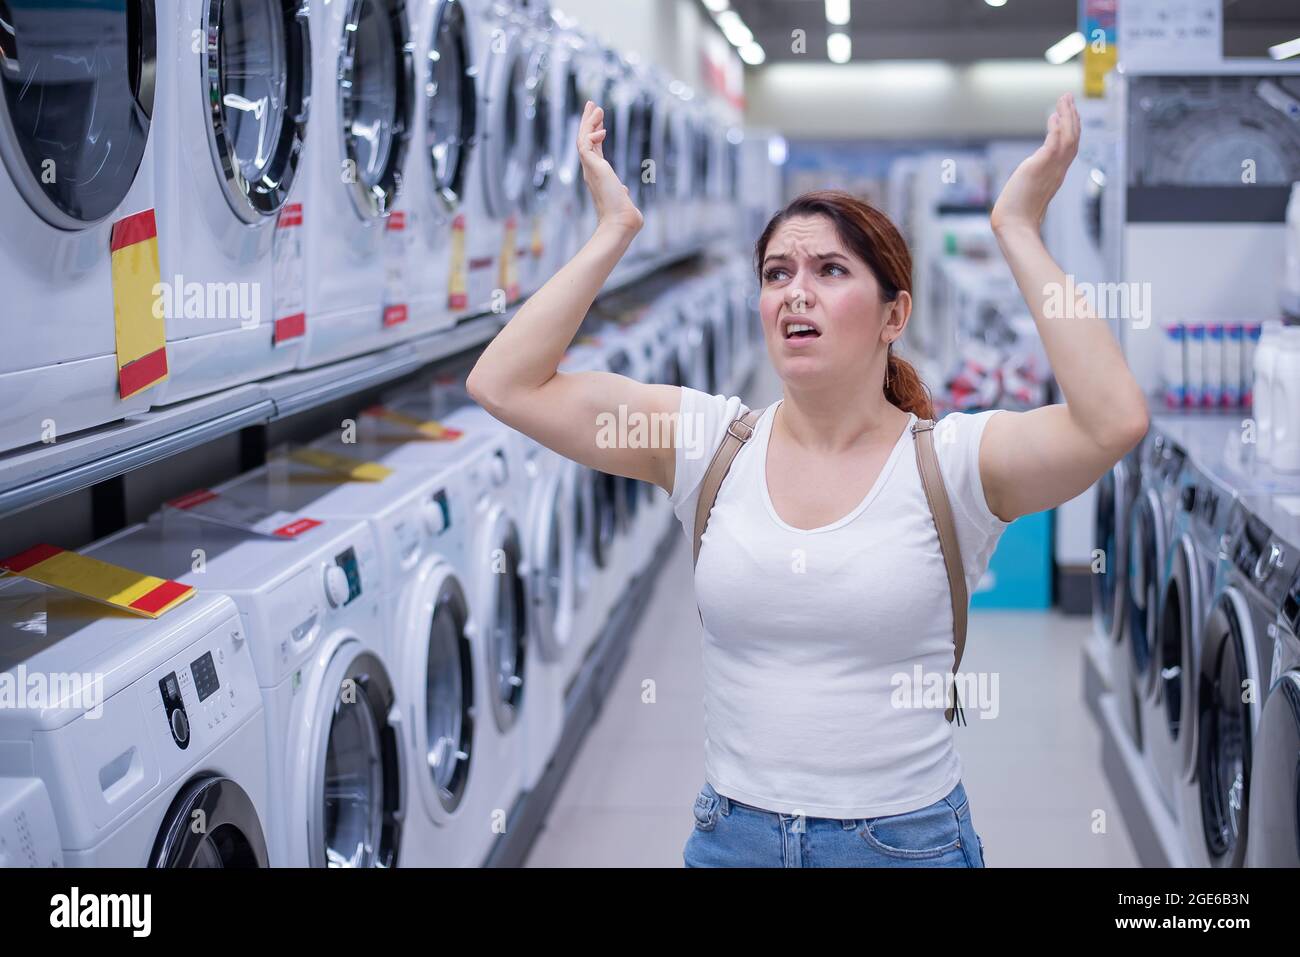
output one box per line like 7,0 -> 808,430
1269,36 -> 1300,59
702,0 -> 729,12
1045,31 -> 1085,64
825,0 -> 850,26
739,41 -> 766,65
827,31 -> 851,63
716,9 -> 754,47
984,0 -> 1007,8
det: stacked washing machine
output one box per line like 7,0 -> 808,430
1105,411 -> 1300,867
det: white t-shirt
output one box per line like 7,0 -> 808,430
668,387 -> 1011,818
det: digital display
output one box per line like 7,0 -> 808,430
190,651 -> 219,703
335,547 -> 362,605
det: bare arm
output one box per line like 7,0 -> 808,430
979,93 -> 1150,523
467,101 -> 681,493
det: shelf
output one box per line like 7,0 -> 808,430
0,244 -> 706,519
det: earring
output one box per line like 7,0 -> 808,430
884,349 -> 891,390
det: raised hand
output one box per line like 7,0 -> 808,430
578,99 -> 644,236
990,93 -> 1080,234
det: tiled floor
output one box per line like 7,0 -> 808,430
525,364 -> 1141,867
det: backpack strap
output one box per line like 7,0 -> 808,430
692,406 -> 764,568
689,408 -> 970,727
911,418 -> 968,726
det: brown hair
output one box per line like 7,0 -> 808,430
754,189 -> 934,420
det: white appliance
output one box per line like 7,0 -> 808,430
147,0 -> 312,407
0,777 -> 63,867
401,0 -> 483,335
89,514 -> 404,867
352,400 -> 532,862
462,0 -> 534,316
0,578 -> 272,867
295,0 -> 415,368
1091,450 -> 1142,747
1105,67 -> 1300,397
545,14 -> 603,271
0,1 -> 157,452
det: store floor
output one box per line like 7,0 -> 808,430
524,362 -> 1141,867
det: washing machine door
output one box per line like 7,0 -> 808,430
625,88 -> 652,210
529,465 -> 575,663
151,776 -> 270,867
603,346 -> 640,531
570,464 -> 596,605
480,504 -> 528,732
425,0 -> 477,214
310,645 -> 403,867
519,38 -> 554,213
552,43 -> 584,194
0,0 -> 155,228
1245,670 -> 1300,866
204,0 -> 311,222
1092,460 -> 1130,644
1128,488 -> 1165,696
1158,535 -> 1197,741
1196,588 -> 1263,867
338,0 -> 413,219
482,23 -> 531,218
409,563 -> 474,815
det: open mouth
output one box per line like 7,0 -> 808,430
781,318 -> 821,340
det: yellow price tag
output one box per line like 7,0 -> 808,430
289,447 -> 394,482
0,544 -> 194,619
362,405 -> 464,440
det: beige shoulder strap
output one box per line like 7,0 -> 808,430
911,418 -> 968,725
692,406 -> 764,567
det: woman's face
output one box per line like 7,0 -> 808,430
757,214 -> 903,389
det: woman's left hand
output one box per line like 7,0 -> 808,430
990,93 -> 1080,234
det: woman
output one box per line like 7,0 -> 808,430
467,93 -> 1149,867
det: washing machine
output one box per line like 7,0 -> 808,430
147,0 -> 312,407
88,513 -> 403,867
350,400 -> 532,861
544,14 -> 602,272
566,31 -> 619,258
557,340 -> 632,660
1127,426 -> 1185,818
459,0 -> 535,316
0,777 -> 63,867
0,0 -> 158,453
620,57 -> 661,263
1092,448 -> 1142,745
512,8 -> 563,301
1245,505 -> 1300,866
402,0 -> 481,335
1195,496 -> 1300,867
295,0 -> 415,368
0,572 -> 272,867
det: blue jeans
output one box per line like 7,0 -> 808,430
683,779 -> 987,868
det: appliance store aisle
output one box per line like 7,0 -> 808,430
526,361 -> 1141,868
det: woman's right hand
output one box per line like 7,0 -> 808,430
579,100 -> 644,236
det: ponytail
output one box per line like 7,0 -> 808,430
884,347 -> 934,420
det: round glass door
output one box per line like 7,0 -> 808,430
571,466 -> 595,603
1092,466 -> 1121,640
486,518 -> 527,731
151,777 -> 270,867
1244,671 -> 1300,866
339,0 -> 413,218
426,0 -> 476,213
521,40 -> 553,212
484,32 -> 530,216
593,469 -> 617,569
1127,494 -> 1161,687
1196,591 -> 1255,866
0,0 -> 156,228
424,573 -> 474,811
206,0 -> 310,221
554,51 -> 583,191
315,649 -> 402,867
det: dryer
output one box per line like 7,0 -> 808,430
89,514 -> 403,867
1198,497 -> 1300,867
402,0 -> 482,335
0,577 -> 271,867
147,0 -> 312,407
295,0 -> 415,368
0,0 -> 158,452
